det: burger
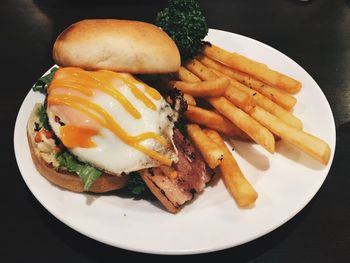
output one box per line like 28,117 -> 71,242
28,19 -> 213,213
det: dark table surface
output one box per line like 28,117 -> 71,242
3,0 -> 350,261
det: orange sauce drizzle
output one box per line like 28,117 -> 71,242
126,74 -> 162,101
98,70 -> 159,111
144,86 -> 162,100
48,68 -> 172,166
50,69 -> 142,119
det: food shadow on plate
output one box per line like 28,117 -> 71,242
85,186 -> 155,200
116,188 -> 170,213
49,183 -> 156,207
226,139 -> 270,171
73,187 -> 171,212
85,189 -> 172,213
275,140 -> 326,170
207,171 -> 221,188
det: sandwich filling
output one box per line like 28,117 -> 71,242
47,68 -> 178,175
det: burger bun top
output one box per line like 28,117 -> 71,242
53,19 -> 181,74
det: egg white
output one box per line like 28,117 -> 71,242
47,79 -> 178,175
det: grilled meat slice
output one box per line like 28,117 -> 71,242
172,128 -> 212,193
140,128 -> 214,213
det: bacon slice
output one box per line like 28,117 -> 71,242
140,128 -> 214,213
172,128 -> 213,192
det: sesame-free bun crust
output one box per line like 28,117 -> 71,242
53,19 -> 181,74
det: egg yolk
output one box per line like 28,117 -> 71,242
60,124 -> 98,148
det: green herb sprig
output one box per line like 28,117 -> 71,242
156,0 -> 208,61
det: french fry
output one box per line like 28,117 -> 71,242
185,105 -> 244,137
211,69 -> 303,130
168,78 -> 229,97
198,56 -> 297,110
185,59 -> 218,80
186,124 -> 224,169
177,66 -> 201,82
203,44 -> 302,94
249,106 -> 331,165
174,69 -> 198,106
208,97 -> 275,153
183,93 -> 196,106
203,129 -> 258,207
185,59 -> 255,112
224,84 -> 256,113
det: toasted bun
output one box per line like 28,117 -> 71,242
27,104 -> 128,193
139,169 -> 179,213
53,19 -> 181,74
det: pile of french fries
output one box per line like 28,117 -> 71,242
167,44 -> 331,208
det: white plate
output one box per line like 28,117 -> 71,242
14,29 -> 336,255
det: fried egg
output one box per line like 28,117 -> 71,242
46,67 -> 178,175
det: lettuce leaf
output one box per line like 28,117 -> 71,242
37,104 -> 50,130
56,151 -> 103,191
32,67 -> 58,94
